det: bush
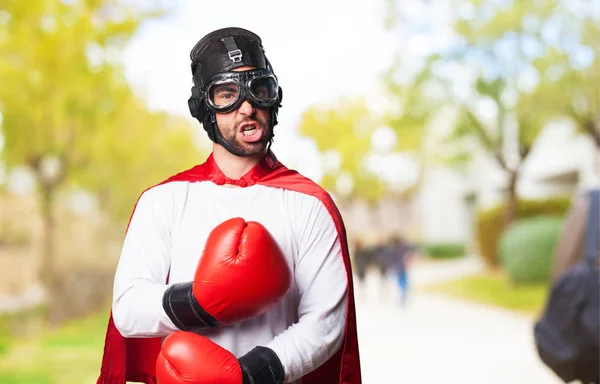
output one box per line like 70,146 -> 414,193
475,197 -> 571,267
498,216 -> 563,285
421,243 -> 466,259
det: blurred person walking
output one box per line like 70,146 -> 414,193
383,235 -> 417,307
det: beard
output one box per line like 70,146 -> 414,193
217,114 -> 273,157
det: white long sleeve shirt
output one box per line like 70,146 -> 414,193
111,180 -> 348,383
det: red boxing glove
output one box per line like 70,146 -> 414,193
194,217 -> 292,324
156,331 -> 284,384
156,331 -> 241,384
162,218 -> 292,330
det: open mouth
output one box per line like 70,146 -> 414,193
239,122 -> 263,142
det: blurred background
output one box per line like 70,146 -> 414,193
0,0 -> 598,383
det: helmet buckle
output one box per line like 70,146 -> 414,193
228,49 -> 243,64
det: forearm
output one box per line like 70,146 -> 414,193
266,295 -> 347,382
112,281 -> 178,338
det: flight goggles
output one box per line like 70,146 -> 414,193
203,69 -> 280,113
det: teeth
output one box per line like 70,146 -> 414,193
243,128 -> 256,136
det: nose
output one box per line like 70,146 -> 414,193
238,99 -> 255,116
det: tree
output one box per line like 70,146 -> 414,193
530,15 -> 599,148
0,0 -> 201,310
382,58 -> 445,198
298,98 -> 391,203
74,92 -> 203,224
440,76 -> 542,224
383,0 -> 599,225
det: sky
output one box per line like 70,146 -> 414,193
120,0 -> 398,181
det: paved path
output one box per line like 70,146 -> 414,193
353,257 -> 562,384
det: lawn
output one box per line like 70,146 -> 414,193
421,270 -> 552,317
0,308 -> 110,384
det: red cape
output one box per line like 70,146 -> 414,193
96,154 -> 362,384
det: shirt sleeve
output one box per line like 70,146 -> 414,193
111,185 -> 179,337
266,196 -> 348,382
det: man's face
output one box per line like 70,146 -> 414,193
214,66 -> 272,157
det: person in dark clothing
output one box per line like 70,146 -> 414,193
386,235 -> 417,307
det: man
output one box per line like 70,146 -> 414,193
96,27 -> 362,384
386,235 -> 417,308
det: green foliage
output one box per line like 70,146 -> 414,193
499,216 -> 564,285
382,58 -> 438,152
298,98 -> 389,201
530,42 -> 600,146
462,0 -> 600,146
475,197 -> 571,267
423,270 -> 550,316
74,104 -> 203,222
421,243 -> 466,259
0,0 -> 149,168
0,1 -> 203,222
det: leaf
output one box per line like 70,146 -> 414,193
0,0 -> 203,221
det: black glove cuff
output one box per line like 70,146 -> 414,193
238,346 -> 285,384
162,282 -> 219,332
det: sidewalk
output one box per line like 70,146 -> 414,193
353,257 -> 562,384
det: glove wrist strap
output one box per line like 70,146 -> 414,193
239,346 -> 285,384
162,282 -> 219,331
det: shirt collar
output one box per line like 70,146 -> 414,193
205,151 -> 280,187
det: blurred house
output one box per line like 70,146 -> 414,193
415,122 -> 598,251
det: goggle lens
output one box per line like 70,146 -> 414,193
248,77 -> 278,102
209,83 -> 240,108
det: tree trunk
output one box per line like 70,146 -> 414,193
582,119 -> 600,149
31,157 -> 65,327
504,168 -> 519,228
38,183 -> 57,291
36,178 -> 64,329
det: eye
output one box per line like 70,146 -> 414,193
219,92 -> 235,100
251,77 -> 276,100
254,86 -> 268,98
211,84 -> 239,106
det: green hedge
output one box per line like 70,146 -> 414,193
421,243 -> 466,259
475,197 -> 571,267
499,216 -> 563,285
